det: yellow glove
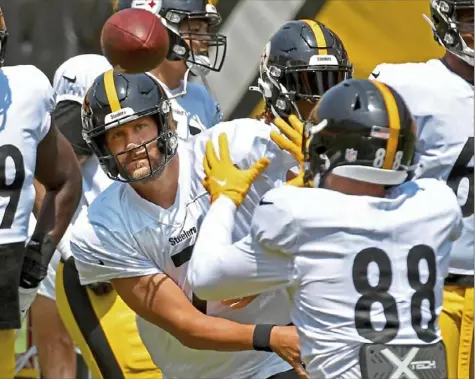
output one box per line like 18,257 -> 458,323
271,115 -> 306,187
203,133 -> 270,207
285,170 -> 306,188
270,114 -> 304,166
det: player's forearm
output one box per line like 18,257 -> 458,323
32,176 -> 81,246
113,273 -> 256,352
178,315 -> 255,351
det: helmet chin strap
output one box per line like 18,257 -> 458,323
186,54 -> 212,77
167,67 -> 191,100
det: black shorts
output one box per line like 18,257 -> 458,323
0,242 -> 25,329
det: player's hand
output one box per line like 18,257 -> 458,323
221,295 -> 258,309
285,169 -> 306,188
271,115 -> 304,166
203,133 -> 270,207
270,325 -> 309,379
87,282 -> 114,296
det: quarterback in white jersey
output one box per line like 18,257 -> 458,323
189,79 -> 463,379
29,54 -> 113,379
0,7 -> 82,378
71,70 -> 302,379
369,2 -> 474,377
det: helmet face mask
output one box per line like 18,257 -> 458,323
428,0 -> 474,65
302,80 -> 417,188
82,72 -> 178,183
118,0 -> 227,75
163,3 -> 227,75
284,64 -> 353,101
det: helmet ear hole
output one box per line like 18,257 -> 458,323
352,95 -> 362,110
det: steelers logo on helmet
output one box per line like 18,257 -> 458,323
255,19 -> 353,120
116,0 -> 227,75
130,0 -> 162,14
304,79 -> 416,188
81,70 -> 178,183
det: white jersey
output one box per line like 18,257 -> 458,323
370,59 -> 474,275
149,74 -> 221,139
53,54 -> 112,104
71,119 -> 296,379
188,179 -> 463,379
0,65 -> 55,244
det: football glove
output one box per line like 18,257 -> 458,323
203,133 -> 270,207
271,115 -> 306,187
270,115 -> 304,166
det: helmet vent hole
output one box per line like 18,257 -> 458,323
352,95 -> 362,110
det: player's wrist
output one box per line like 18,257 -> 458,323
252,324 -> 276,352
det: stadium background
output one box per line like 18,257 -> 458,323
7,0 -> 443,377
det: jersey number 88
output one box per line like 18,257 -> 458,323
352,245 -> 437,344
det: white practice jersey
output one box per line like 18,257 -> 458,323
370,59 -> 474,275
149,74 -> 221,139
71,119 -> 296,379
0,65 -> 55,244
189,179 -> 462,379
53,54 -> 112,104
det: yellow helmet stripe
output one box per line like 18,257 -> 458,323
302,19 -> 328,56
372,80 -> 401,170
104,69 -> 122,112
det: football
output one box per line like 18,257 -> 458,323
100,8 -> 170,73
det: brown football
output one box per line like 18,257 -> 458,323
101,8 -> 170,73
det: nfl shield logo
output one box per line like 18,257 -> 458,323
345,148 -> 358,162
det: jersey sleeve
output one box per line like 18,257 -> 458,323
368,63 -> 388,81
30,66 -> 56,141
52,54 -> 111,104
251,187 -> 300,253
71,209 -> 161,285
188,195 -> 297,301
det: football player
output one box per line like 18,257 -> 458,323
0,7 -> 82,378
113,0 -> 224,135
69,70 -> 306,379
188,79 -> 463,379
253,19 -> 352,183
254,19 -> 352,123
369,1 -> 474,377
29,54 -> 159,379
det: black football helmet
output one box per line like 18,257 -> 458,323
303,79 -> 416,187
82,70 -> 177,182
253,19 -> 352,120
116,0 -> 226,75
425,0 -> 474,65
0,7 -> 8,66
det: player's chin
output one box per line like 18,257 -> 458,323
126,157 -> 165,182
126,161 -> 152,180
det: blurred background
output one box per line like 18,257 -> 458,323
2,0 -> 443,120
